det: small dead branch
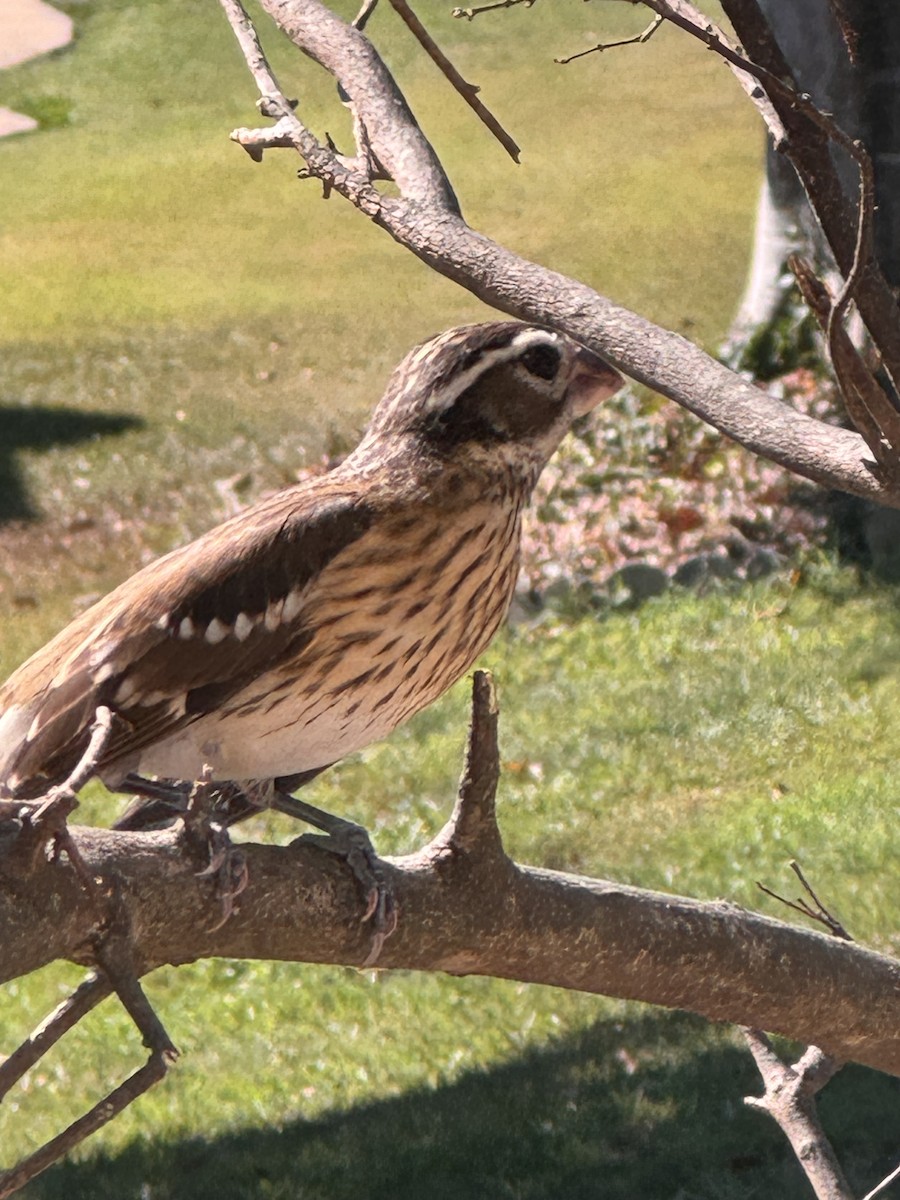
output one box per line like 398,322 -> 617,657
219,0 -> 293,122
719,0 -> 900,400
0,972 -> 111,1102
352,0 -> 380,29
0,856 -> 177,1192
17,707 -> 113,901
555,14 -> 663,64
862,1161 -> 900,1200
94,919 -> 178,1060
747,865 -> 857,1198
787,861 -> 851,940
756,859 -> 852,941
743,1031 -> 851,1200
790,254 -> 898,472
452,0 -> 536,20
388,0 -> 521,160
0,1051 -> 170,1200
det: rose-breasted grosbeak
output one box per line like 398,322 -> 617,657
0,323 -> 622,828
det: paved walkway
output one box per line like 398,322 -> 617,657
0,0 -> 73,136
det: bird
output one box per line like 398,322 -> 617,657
0,322 -> 622,864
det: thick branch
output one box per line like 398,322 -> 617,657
235,0 -> 900,507
1,817 -> 898,1077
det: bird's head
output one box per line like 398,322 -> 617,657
352,322 -> 624,487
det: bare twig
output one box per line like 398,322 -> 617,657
352,0 -> 379,30
452,0 -> 536,19
0,1051 -> 170,1200
93,876 -> 178,1058
643,0 -> 864,177
219,0 -> 292,120
632,0 -> 786,145
743,1030 -> 851,1200
747,863 -> 856,1198
827,0 -> 860,65
788,861 -> 852,941
756,860 -> 851,941
19,707 -> 114,887
790,255 -> 900,475
720,0 -> 900,398
229,119 -> 295,160
861,1160 -> 900,1200
0,972 -> 112,1101
96,941 -> 178,1059
555,14 -> 663,64
387,0 -> 521,160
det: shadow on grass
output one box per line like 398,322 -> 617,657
0,406 -> 143,522
22,1012 -> 900,1200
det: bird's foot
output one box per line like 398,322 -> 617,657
113,775 -> 192,831
196,831 -> 249,931
273,789 -> 397,965
181,775 -> 250,928
116,774 -> 248,927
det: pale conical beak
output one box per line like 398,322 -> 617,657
566,345 -> 624,416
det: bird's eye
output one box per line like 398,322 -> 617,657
519,342 -> 562,382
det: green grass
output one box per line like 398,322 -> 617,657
2,2 -> 896,1197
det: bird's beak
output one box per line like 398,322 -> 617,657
566,345 -> 624,417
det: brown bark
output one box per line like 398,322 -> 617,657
2,788 -> 898,1078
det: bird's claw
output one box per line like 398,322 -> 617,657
295,822 -> 396,964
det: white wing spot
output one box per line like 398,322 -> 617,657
282,590 -> 303,622
264,598 -> 284,632
205,617 -> 230,644
114,677 -> 138,705
234,612 -> 254,641
92,661 -> 117,684
179,616 -> 196,640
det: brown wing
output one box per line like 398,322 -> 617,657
0,478 -> 376,797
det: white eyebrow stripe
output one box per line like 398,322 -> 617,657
422,331 -> 562,414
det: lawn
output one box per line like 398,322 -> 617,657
0,2 -> 897,1198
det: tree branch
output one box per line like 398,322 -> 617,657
222,0 -> 900,507
743,1031 -> 853,1200
718,0 -> 900,399
386,0 -> 521,161
1,733 -> 898,1077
